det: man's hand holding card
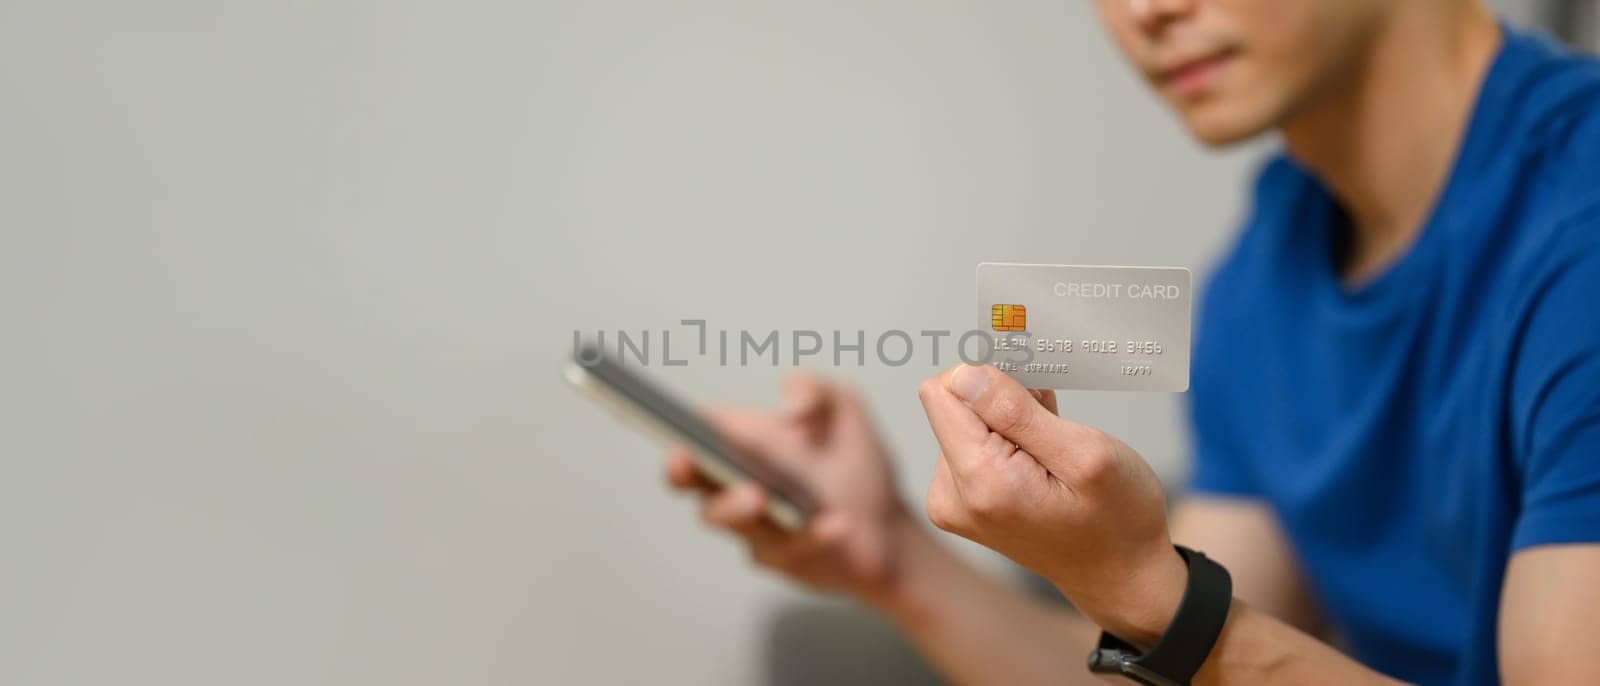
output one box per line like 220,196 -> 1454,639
915,263 -> 1196,646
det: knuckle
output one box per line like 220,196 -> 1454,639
1077,448 -> 1117,486
1085,426 -> 1115,449
987,390 -> 1035,436
750,545 -> 779,568
926,499 -> 960,533
750,539 -> 798,567
917,376 -> 941,404
964,481 -> 1007,520
699,505 -> 721,527
924,503 -> 947,531
700,498 -> 741,527
980,432 -> 1019,462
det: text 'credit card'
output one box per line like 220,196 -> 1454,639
976,263 -> 1192,391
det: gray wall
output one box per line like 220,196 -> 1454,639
5,1 -> 1290,684
1497,0 -> 1600,49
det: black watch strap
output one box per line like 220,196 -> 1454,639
1086,545 -> 1233,686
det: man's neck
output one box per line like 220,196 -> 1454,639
1281,3 -> 1502,285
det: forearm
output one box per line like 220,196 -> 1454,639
1192,601 -> 1403,685
861,516 -> 1102,686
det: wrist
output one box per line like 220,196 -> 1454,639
857,511 -> 948,622
1081,545 -> 1190,648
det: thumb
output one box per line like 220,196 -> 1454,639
946,364 -> 1089,467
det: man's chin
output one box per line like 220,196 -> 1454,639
1177,106 -> 1275,148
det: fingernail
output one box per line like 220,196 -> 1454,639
950,364 -> 992,404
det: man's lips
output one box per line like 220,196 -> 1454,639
1156,49 -> 1237,98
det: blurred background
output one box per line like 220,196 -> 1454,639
2,1 -> 1593,684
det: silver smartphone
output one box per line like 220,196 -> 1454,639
564,345 -> 818,532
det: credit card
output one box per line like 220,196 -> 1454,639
976,263 -> 1191,391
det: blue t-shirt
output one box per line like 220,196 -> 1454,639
1187,27 -> 1600,685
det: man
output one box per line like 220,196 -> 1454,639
665,1 -> 1600,683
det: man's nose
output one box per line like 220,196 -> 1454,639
1127,0 -> 1197,32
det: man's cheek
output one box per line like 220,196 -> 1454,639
1096,17 -> 1146,68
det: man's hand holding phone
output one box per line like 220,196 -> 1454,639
663,375 -> 920,603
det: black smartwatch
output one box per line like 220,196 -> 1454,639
1086,545 -> 1233,686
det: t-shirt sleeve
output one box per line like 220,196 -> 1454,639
1508,222 -> 1600,551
